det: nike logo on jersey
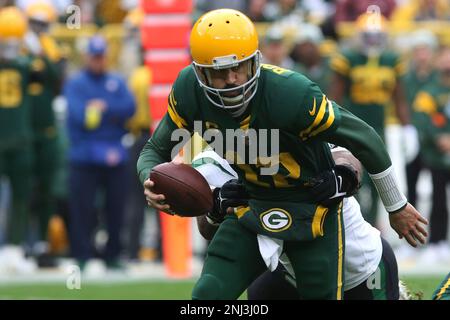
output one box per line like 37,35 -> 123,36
309,98 -> 317,116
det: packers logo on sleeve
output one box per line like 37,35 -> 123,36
260,208 -> 292,232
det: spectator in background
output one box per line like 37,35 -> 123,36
264,0 -> 306,32
194,0 -> 247,20
413,47 -> 450,264
247,0 -> 272,22
290,24 -> 331,92
335,0 -> 397,24
24,0 -> 65,262
95,0 -> 128,25
265,0 -> 302,20
260,25 -> 295,69
391,0 -> 450,23
64,35 -> 135,269
301,0 -> 335,25
403,30 -> 438,208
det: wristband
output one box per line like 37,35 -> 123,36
369,166 -> 407,213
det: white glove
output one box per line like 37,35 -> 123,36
403,125 -> 420,164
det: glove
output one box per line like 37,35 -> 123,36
403,125 -> 420,164
307,165 -> 360,207
207,179 -> 249,225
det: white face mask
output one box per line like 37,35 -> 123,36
192,50 -> 262,117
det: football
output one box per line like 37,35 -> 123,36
150,162 -> 214,217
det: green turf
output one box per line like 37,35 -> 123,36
400,275 -> 444,300
0,275 -> 444,300
0,280 -> 196,300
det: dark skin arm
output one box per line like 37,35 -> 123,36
393,82 -> 410,125
196,215 -> 219,241
327,72 -> 346,105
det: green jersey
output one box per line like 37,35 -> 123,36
413,79 -> 450,170
402,69 -> 438,124
0,56 -> 33,150
138,64 -> 392,203
330,50 -> 407,134
293,59 -> 332,94
28,55 -> 61,137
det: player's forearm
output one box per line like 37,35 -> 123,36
137,115 -> 179,185
327,105 -> 392,174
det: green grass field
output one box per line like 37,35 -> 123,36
0,275 -> 444,300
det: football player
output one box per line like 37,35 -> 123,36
329,13 -> 418,226
412,47 -> 450,261
432,273 -> 450,300
138,9 -> 427,300
24,1 -> 65,252
193,147 -> 401,300
0,7 -> 34,247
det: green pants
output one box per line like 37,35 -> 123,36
0,144 -> 33,245
192,204 -> 344,300
31,133 -> 59,240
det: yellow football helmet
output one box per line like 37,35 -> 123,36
25,1 -> 56,35
0,6 -> 28,39
25,1 -> 57,23
0,7 -> 27,60
190,9 -> 261,114
355,12 -> 388,57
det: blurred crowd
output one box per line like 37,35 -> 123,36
0,0 -> 449,274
